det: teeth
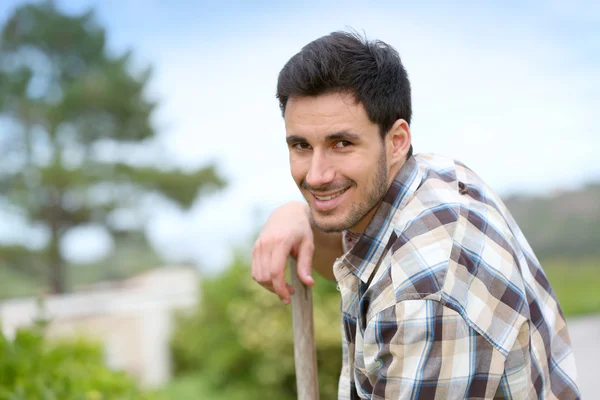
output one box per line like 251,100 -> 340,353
314,190 -> 345,201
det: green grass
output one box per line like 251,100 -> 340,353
0,240 -> 164,300
0,266 -> 45,299
0,260 -> 159,300
158,373 -> 259,400
157,374 -> 214,399
542,259 -> 600,317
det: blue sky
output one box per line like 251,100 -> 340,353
0,0 -> 599,272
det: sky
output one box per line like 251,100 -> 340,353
0,0 -> 599,272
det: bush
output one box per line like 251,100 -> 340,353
0,322 -> 156,400
170,254 -> 343,399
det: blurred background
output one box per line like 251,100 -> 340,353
0,0 -> 598,398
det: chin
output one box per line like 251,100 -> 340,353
315,224 -> 346,233
312,214 -> 349,233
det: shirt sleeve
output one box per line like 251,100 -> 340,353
362,299 -> 506,399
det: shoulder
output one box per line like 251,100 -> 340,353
366,154 -> 529,352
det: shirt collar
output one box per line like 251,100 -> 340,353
338,155 -> 424,283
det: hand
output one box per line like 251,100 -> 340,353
252,201 -> 315,304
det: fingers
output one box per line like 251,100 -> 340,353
254,282 -> 295,296
252,237 -> 295,303
252,241 -> 273,292
259,237 -> 273,290
297,238 -> 315,287
270,238 -> 293,304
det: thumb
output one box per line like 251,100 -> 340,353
297,238 -> 315,286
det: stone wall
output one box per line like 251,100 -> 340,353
0,266 -> 199,388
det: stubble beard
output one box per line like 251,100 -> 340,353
309,151 -> 388,233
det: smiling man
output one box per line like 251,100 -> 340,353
285,92 -> 401,234
252,31 -> 580,399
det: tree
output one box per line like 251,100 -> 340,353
0,1 -> 225,293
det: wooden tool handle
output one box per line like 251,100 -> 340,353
289,258 -> 319,400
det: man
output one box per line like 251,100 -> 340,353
252,31 -> 580,399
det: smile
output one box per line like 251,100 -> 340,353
309,187 -> 350,211
313,189 -> 347,201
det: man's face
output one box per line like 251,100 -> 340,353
285,92 -> 390,233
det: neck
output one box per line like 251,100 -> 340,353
349,199 -> 383,234
350,158 -> 407,234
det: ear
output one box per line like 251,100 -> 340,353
386,119 -> 412,166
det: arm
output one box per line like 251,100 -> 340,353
252,201 -> 343,302
362,300 -> 505,399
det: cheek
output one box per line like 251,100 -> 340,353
336,154 -> 371,183
289,155 -> 309,185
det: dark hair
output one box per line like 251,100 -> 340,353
276,30 -> 413,158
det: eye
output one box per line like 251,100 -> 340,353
334,141 -> 352,149
292,142 -> 312,150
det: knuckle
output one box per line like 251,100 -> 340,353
270,265 -> 284,277
271,276 -> 283,288
271,233 -> 288,245
254,273 -> 266,283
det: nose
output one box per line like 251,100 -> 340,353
305,151 -> 335,189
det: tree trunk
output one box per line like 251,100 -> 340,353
48,185 -> 67,294
48,219 -> 67,294
49,233 -> 66,294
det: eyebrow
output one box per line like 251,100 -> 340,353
285,131 -> 362,145
325,131 -> 361,142
285,135 -> 306,145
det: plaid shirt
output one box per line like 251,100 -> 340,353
333,153 -> 580,399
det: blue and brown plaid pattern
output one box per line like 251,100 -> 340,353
333,153 -> 580,399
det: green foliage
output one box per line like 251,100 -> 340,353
169,254 -> 342,399
542,258 -> 600,317
504,183 -> 600,259
0,324 -> 155,400
0,1 -> 226,293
